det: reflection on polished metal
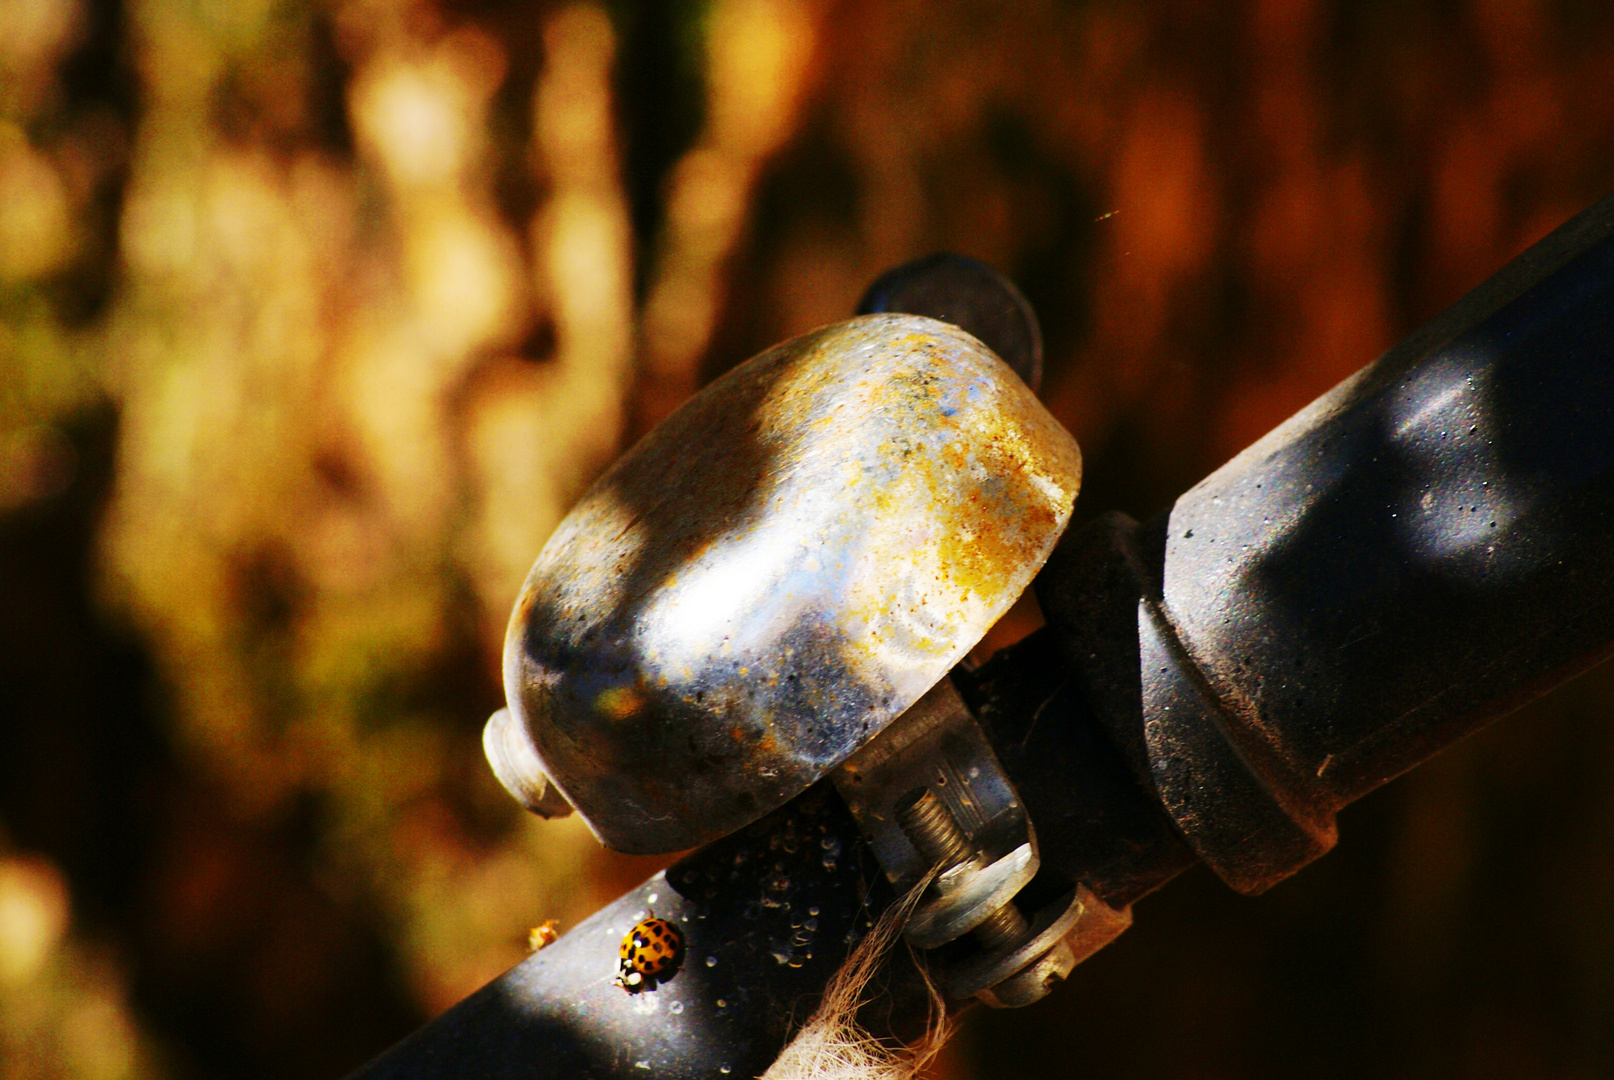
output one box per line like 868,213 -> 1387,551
495,314 -> 1082,853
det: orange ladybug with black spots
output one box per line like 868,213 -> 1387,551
615,914 -> 684,992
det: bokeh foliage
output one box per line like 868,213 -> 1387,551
2,0 -> 1614,1077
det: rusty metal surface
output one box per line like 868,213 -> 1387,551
502,314 -> 1081,853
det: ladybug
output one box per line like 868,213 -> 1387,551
615,913 -> 684,992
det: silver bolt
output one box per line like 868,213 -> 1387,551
895,788 -> 1067,1004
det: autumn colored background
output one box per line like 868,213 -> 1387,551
3,0 -> 1614,1077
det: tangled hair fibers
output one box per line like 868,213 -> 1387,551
762,874 -> 951,1080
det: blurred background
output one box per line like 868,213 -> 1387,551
3,0 -> 1614,1076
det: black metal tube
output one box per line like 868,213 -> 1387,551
1037,190 -> 1614,894
349,787 -> 908,1080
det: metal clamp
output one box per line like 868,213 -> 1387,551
832,677 -> 1128,1007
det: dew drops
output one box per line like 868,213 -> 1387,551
717,999 -> 727,1009
807,906 -> 819,917
705,955 -> 717,967
668,1001 -> 684,1014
